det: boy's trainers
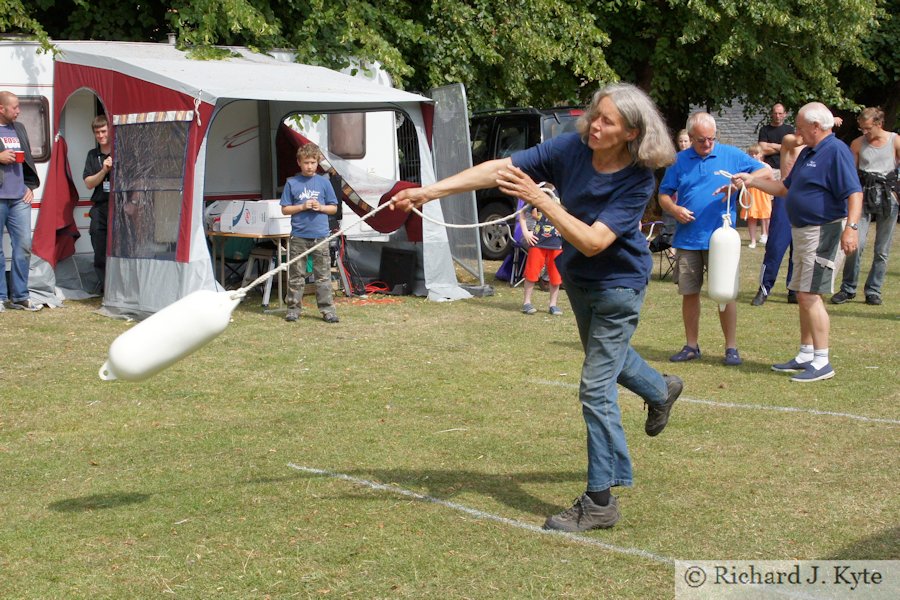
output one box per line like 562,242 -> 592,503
284,309 -> 299,322
323,313 -> 340,323
548,306 -> 562,316
9,299 -> 41,311
790,363 -> 835,382
543,494 -> 619,532
522,303 -> 537,315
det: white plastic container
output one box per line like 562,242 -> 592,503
99,290 -> 240,382
708,214 -> 741,311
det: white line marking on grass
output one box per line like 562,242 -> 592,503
531,379 -> 900,425
287,463 -> 673,565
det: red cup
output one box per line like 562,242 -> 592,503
14,151 -> 24,163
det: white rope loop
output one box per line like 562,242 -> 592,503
714,169 -> 752,227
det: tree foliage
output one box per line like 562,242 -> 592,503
1,0 -> 894,127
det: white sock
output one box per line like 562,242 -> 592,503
795,345 -> 814,363
811,348 -> 829,370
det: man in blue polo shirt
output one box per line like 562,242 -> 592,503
729,103 -> 862,382
659,112 -> 769,367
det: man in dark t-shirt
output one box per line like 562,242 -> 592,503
757,103 -> 793,170
83,115 -> 112,293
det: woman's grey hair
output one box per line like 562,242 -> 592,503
686,112 -> 717,134
576,83 -> 675,169
799,103 -> 835,130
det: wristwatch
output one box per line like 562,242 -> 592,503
847,222 -> 859,230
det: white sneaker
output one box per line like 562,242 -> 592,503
759,234 -> 768,245
748,242 -> 757,249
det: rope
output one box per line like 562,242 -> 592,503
410,203 -> 528,229
230,201 -> 395,300
409,182 -> 559,229
229,183 -> 560,300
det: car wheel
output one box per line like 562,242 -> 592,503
479,202 -> 513,260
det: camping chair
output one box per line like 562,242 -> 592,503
240,242 -> 291,308
218,237 -> 256,288
507,221 -> 528,287
643,221 -> 676,281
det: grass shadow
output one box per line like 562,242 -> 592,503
48,492 -> 152,512
300,467 -> 585,518
829,307 -> 900,321
825,526 -> 900,559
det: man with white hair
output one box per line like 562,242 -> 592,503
659,112 -> 770,367
729,103 -> 862,382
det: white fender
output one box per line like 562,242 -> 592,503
708,214 -> 741,311
99,290 -> 240,382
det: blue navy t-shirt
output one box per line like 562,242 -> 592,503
783,134 -> 861,227
0,123 -> 27,200
280,173 -> 338,238
659,143 -> 765,250
512,132 -> 655,290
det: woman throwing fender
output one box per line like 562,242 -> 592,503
392,83 -> 683,532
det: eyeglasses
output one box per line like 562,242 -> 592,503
691,136 -> 716,144
858,127 -> 873,133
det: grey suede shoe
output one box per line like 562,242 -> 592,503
543,494 -> 619,532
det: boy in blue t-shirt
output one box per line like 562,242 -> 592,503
280,143 -> 340,323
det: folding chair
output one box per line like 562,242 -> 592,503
642,221 -> 676,281
240,242 -> 291,308
494,220 -> 528,287
508,234 -> 528,287
218,237 -> 256,288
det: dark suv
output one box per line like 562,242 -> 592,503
469,106 -> 583,259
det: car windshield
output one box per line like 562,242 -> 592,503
541,113 -> 580,141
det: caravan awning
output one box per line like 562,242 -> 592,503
53,41 -> 431,109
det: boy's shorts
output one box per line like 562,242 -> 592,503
788,220 -> 844,295
672,248 -> 708,295
524,247 -> 562,286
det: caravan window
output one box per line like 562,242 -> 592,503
109,117 -> 191,261
328,112 -> 366,159
16,96 -> 51,162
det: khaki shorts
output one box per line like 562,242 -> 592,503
787,220 -> 845,295
672,249 -> 709,295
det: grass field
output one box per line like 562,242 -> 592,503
1,232 -> 898,598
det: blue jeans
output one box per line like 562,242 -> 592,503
839,201 -> 899,298
565,282 -> 668,491
0,197 -> 32,302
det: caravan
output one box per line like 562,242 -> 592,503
1,38 -> 474,318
